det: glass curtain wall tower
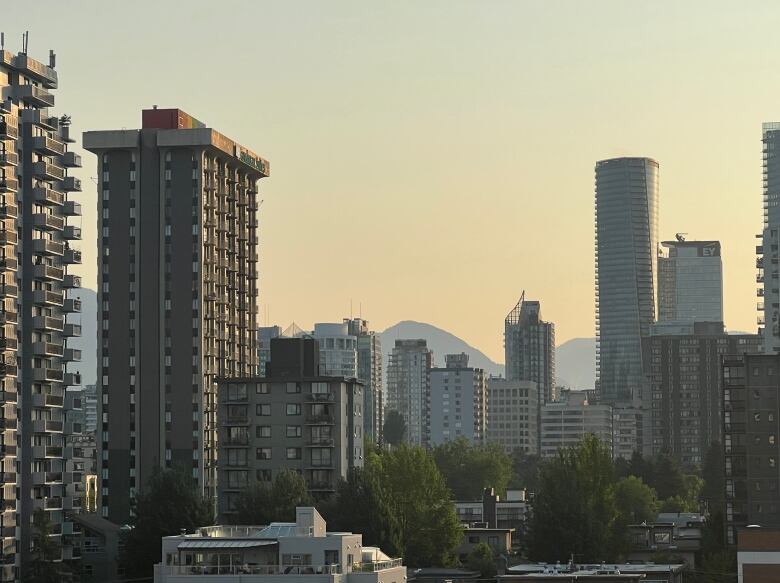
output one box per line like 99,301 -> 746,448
595,157 -> 659,403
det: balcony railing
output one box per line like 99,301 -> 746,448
0,177 -> 18,193
33,186 -> 64,206
32,290 -> 64,306
0,203 -> 17,219
32,161 -> 65,181
63,225 -> 81,240
61,176 -> 81,192
32,264 -> 64,281
0,152 -> 18,167
63,200 -> 81,216
31,135 -> 65,156
32,213 -> 65,231
32,238 -> 64,256
63,248 -> 81,264
32,315 -> 64,332
14,85 -> 55,108
61,151 -> 81,168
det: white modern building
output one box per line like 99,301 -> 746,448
153,507 -> 405,583
486,378 -> 538,454
540,390 -> 613,457
313,323 -> 358,379
428,353 -> 487,446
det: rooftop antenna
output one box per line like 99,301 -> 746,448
22,31 -> 28,55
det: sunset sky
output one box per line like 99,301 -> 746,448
5,1 -> 775,361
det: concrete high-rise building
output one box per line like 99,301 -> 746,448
658,239 -> 723,323
312,322 -> 358,378
486,378 -> 539,454
595,157 -> 659,403
83,108 -> 269,523
386,339 -> 433,446
257,325 -> 282,377
760,124 -> 780,353
82,383 -> 98,434
722,353 -> 780,545
504,293 -> 556,404
540,390 -> 613,458
1,47 -> 84,578
217,338 -> 362,520
428,353 -> 487,446
344,318 -> 383,444
645,321 -> 761,465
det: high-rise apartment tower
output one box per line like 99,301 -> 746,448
386,339 -> 432,446
504,293 -> 555,404
0,47 -> 84,578
83,108 -> 269,523
760,124 -> 780,353
428,353 -> 487,446
658,239 -> 723,323
595,157 -> 659,403
344,318 -> 383,444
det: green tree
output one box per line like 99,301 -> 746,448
328,468 -> 402,556
648,454 -> 685,500
233,469 -> 312,525
121,466 -> 214,578
465,543 -> 497,578
383,410 -> 406,445
614,476 -> 658,524
527,435 -> 619,563
509,449 -> 541,492
659,495 -> 688,513
373,444 -> 463,567
433,438 -> 512,500
22,509 -> 67,583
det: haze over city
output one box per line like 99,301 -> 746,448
6,1 -> 777,361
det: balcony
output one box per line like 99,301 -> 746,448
62,274 -> 80,288
63,298 -> 81,313
0,121 -> 18,140
32,367 -> 64,382
14,85 -> 55,108
32,264 -> 64,281
0,153 -> 18,168
63,200 -> 80,216
63,323 -> 81,337
306,438 -> 335,447
32,290 -> 63,307
0,257 -> 17,272
63,348 -> 81,362
59,126 -> 75,144
62,225 -> 80,240
32,238 -> 64,256
0,203 -> 17,219
32,213 -> 65,232
33,186 -> 64,206
32,445 -> 63,459
32,341 -> 63,357
32,161 -> 65,181
305,413 -> 335,425
63,372 -> 81,386
21,109 -> 57,129
0,284 -> 17,298
0,177 -> 17,192
61,151 -> 81,168
0,310 -> 16,325
61,176 -> 81,192
31,136 -> 65,156
12,55 -> 58,88
0,231 -> 16,245
0,338 -> 17,351
63,248 -> 81,264
32,315 -> 64,332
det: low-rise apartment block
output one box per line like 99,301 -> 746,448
217,338 -> 362,520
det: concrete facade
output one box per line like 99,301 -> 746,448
345,318 -> 383,445
0,48 -> 84,578
486,378 -> 538,454
658,239 -> 723,323
428,354 -> 486,445
722,354 -> 780,546
386,339 -> 432,446
760,124 -> 780,354
595,157 -> 659,404
738,528 -> 780,583
83,108 -> 268,523
217,338 -> 362,520
540,390 -> 613,457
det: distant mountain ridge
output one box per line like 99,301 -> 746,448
379,321 -> 596,390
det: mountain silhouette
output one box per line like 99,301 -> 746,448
556,337 -> 596,390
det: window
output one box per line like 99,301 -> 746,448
286,425 -> 302,438
287,448 -> 301,460
286,403 -> 301,416
256,404 -> 271,416
468,536 -> 479,544
256,383 -> 269,394
227,449 -> 247,467
312,382 -> 329,395
227,470 -> 248,489
256,426 -> 271,438
227,384 -> 247,402
256,448 -> 272,460
311,448 -> 332,467
286,382 -> 301,393
257,469 -> 272,482
227,427 -> 248,445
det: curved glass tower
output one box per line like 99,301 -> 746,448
595,157 -> 659,403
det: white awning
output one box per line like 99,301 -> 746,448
178,540 -> 277,550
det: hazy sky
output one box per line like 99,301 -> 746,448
5,1 -> 775,362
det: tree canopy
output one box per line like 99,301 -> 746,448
120,466 -> 214,578
383,410 -> 406,446
22,509 -> 67,583
233,468 -> 312,525
432,437 -> 512,500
